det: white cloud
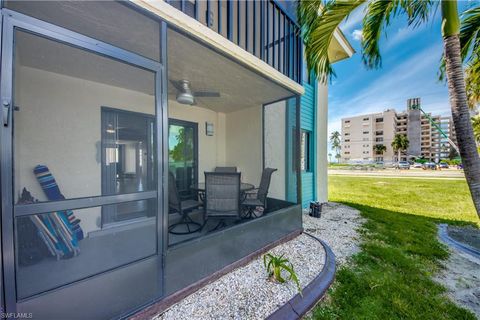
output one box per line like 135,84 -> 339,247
352,29 -> 363,41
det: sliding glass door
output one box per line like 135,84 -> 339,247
102,108 -> 156,226
168,119 -> 198,200
0,10 -> 165,318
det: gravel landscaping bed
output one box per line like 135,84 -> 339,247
153,234 -> 325,320
150,202 -> 364,320
303,202 -> 365,265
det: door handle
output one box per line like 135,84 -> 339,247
3,99 -> 11,127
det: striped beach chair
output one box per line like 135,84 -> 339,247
34,165 -> 84,244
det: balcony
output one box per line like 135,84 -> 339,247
166,0 -> 302,83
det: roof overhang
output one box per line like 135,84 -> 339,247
329,28 -> 355,63
131,0 -> 305,96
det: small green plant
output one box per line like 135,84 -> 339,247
263,253 -> 302,295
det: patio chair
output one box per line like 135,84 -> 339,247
241,168 -> 277,218
204,172 -> 241,231
214,166 -> 237,173
168,171 -> 202,235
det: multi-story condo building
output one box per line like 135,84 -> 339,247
341,98 -> 456,163
341,109 -> 397,163
0,1 -> 353,319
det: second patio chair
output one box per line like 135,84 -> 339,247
241,168 -> 277,218
214,166 -> 237,173
204,172 -> 241,231
168,171 -> 202,235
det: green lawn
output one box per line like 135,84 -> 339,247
329,176 -> 478,225
310,175 -> 479,320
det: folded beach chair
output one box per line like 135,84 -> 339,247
17,188 -> 64,263
34,165 -> 84,242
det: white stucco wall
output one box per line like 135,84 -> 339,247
225,106 -> 263,187
316,82 -> 328,203
263,101 -> 286,200
14,66 -> 155,234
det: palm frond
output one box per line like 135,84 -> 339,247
297,0 -> 323,43
362,0 -> 397,69
362,0 -> 435,69
460,6 -> 480,62
459,6 -> 480,109
297,0 -> 366,83
401,0 -> 437,28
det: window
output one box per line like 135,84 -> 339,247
344,120 -> 350,124
344,133 -> 350,136
300,130 -> 312,172
363,117 -> 369,121
344,139 -> 350,142
363,131 -> 369,134
363,138 -> 369,141
376,118 -> 383,122
376,137 -> 384,142
344,152 -> 350,155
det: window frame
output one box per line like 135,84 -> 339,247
300,129 -> 313,172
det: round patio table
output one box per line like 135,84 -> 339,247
191,182 -> 255,193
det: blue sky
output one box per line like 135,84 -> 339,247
328,2 -> 477,151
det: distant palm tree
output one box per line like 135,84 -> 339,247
328,153 -> 333,163
335,153 -> 341,162
330,131 -> 341,163
373,144 -> 387,157
391,134 -> 409,162
298,0 -> 480,218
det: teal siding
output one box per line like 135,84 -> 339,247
300,80 -> 317,208
300,84 -> 315,132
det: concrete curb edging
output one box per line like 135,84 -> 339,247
438,224 -> 480,259
266,232 -> 336,320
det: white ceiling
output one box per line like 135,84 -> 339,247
167,28 -> 293,113
15,31 -> 156,95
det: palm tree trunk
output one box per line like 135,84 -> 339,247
444,34 -> 480,218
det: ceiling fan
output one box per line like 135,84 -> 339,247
170,79 -> 220,105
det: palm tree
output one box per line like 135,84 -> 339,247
298,0 -> 480,218
373,144 -> 387,157
391,134 -> 409,163
335,153 -> 341,163
328,153 -> 333,163
330,131 -> 341,163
